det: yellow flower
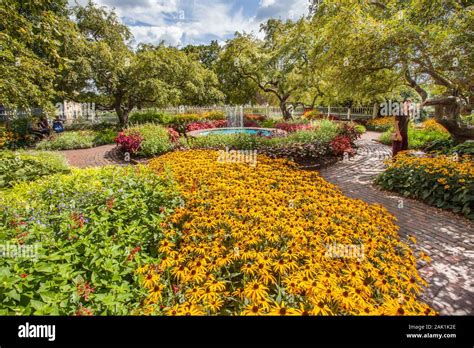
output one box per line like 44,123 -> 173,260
139,150 -> 436,316
268,302 -> 298,316
142,272 -> 160,289
243,281 -> 269,302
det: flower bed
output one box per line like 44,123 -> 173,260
275,122 -> 312,133
185,120 -> 227,132
366,117 -> 394,132
0,166 -> 180,315
376,151 -> 474,219
142,150 -> 434,315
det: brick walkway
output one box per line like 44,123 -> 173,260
319,131 -> 474,315
60,144 -> 128,168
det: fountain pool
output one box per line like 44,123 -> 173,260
187,127 -> 277,137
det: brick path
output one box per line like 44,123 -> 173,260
59,144 -> 128,168
319,131 -> 474,315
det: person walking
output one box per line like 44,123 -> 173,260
392,100 -> 410,158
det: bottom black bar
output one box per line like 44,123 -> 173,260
0,316 -> 472,346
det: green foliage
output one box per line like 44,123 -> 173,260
259,119 -> 278,128
0,151 -> 70,189
376,153 -> 473,219
128,124 -> 173,156
379,127 -> 452,150
450,141 -> 474,157
36,129 -> 116,150
183,134 -> 261,151
129,111 -> 172,125
0,166 -> 180,315
0,0 -> 80,111
355,124 -> 366,134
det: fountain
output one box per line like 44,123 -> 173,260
186,105 -> 284,138
226,105 -> 244,128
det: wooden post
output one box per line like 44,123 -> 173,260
328,105 -> 331,117
347,107 -> 351,120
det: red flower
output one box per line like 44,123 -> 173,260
185,120 -> 227,132
275,122 -> 312,133
167,128 -> 180,143
20,273 -> 28,278
115,131 -> 143,154
331,135 -> 353,155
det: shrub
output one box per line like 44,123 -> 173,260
202,110 -> 226,120
126,124 -> 174,156
302,110 -> 324,120
115,131 -> 143,154
243,120 -> 260,127
376,152 -> 473,219
185,120 -> 227,132
381,126 -> 452,150
355,124 -> 366,134
0,166 -> 180,315
129,111 -> 171,125
64,121 -> 118,132
36,129 -> 117,150
0,151 -> 70,189
275,122 -> 312,133
337,122 -> 362,145
167,128 -> 180,143
331,135 -> 353,155
450,141 -> 474,157
259,119 -> 278,128
245,114 -> 266,121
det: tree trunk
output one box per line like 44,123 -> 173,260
114,94 -> 131,126
425,97 -> 474,141
280,99 -> 292,120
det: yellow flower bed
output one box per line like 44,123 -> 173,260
421,119 -> 449,133
141,150 -> 433,316
377,151 -> 473,218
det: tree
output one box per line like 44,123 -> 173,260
73,2 -> 223,125
0,0 -> 80,112
182,40 -> 222,70
219,20 -> 312,119
310,0 -> 473,140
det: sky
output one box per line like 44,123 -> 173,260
70,0 -> 310,47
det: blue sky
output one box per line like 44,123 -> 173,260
71,0 -> 310,46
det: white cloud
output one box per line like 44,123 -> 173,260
69,0 -> 309,46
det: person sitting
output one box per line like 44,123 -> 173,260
37,116 -> 51,137
29,116 -> 51,139
52,116 -> 64,133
